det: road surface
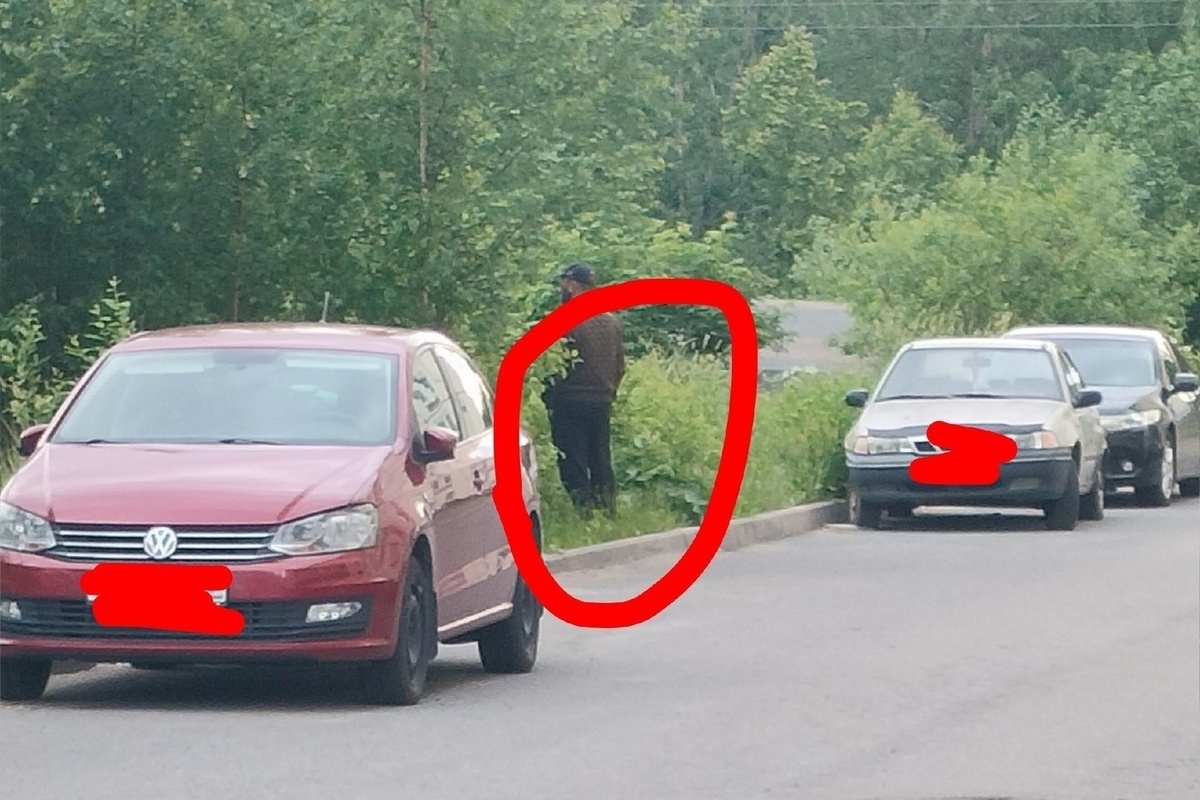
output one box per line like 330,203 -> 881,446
757,298 -> 867,374
3,495 -> 1197,800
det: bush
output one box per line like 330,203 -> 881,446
0,278 -> 134,483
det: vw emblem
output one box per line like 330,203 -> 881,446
143,526 -> 179,560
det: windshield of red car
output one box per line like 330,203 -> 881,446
50,348 -> 398,446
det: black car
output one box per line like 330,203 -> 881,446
1003,325 -> 1200,505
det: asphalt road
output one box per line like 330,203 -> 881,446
757,298 -> 867,374
3,495 -> 1197,800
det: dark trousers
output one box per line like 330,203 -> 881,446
548,397 -> 617,515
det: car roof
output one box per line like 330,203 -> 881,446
110,322 -> 454,355
902,336 -> 1055,352
1003,324 -> 1164,343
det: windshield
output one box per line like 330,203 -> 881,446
876,347 -> 1064,401
1041,337 -> 1158,388
51,348 -> 398,446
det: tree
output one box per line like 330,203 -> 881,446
809,113 -> 1184,357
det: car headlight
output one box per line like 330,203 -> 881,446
1101,409 -> 1162,432
851,436 -> 915,455
1007,430 -> 1060,450
0,502 -> 57,553
269,505 -> 379,556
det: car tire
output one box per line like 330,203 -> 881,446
1079,459 -> 1105,522
0,658 -> 51,701
360,556 -> 436,706
849,489 -> 883,530
1045,460 -> 1081,531
1135,436 -> 1175,507
888,504 -> 915,519
477,571 -> 541,675
1178,477 -> 1199,497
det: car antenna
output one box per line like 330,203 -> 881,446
320,291 -> 331,323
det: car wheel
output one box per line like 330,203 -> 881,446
477,571 -> 541,675
849,489 -> 883,530
360,556 -> 436,706
1135,437 -> 1175,507
1178,476 -> 1199,497
1045,460 -> 1081,531
0,658 -> 51,701
1079,459 -> 1105,522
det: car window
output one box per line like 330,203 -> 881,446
1173,343 -> 1193,374
876,347 -> 1064,401
51,348 -> 397,446
434,346 -> 493,439
410,348 -> 461,436
1059,352 -> 1084,396
1048,337 -> 1159,387
1159,338 -> 1178,382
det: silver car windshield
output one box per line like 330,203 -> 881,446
876,347 -> 1064,402
1042,338 -> 1158,388
51,348 -> 398,446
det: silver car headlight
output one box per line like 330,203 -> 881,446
269,504 -> 379,556
851,436 -> 915,455
1007,430 -> 1060,450
0,502 -> 57,553
1101,409 -> 1161,432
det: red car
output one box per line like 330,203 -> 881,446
0,324 -> 544,704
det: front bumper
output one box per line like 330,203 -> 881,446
0,549 -> 402,664
1101,425 -> 1164,488
847,450 -> 1075,507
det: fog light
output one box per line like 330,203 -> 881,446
0,599 -> 21,621
1121,460 -> 1134,472
306,602 -> 362,623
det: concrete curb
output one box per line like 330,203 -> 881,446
545,498 -> 848,575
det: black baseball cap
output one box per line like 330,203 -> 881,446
557,262 -> 596,285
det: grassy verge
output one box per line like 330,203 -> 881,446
526,352 -> 877,551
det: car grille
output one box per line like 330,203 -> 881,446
46,525 -> 283,563
1,598 -> 372,641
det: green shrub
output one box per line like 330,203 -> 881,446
0,278 -> 135,484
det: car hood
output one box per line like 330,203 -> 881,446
1,443 -> 392,526
1088,385 -> 1158,414
853,398 -> 1065,437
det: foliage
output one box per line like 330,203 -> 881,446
722,26 -> 867,292
808,114 -> 1186,358
0,278 -> 135,480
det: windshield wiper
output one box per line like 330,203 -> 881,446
216,438 -> 286,445
948,392 -> 1006,399
876,394 -> 950,401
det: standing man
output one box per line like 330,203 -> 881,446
541,262 -> 626,517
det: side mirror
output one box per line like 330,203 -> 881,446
18,424 -> 50,457
412,426 -> 457,464
1171,372 -> 1199,394
1074,389 -> 1102,409
844,389 -> 869,408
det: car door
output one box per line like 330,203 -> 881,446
1162,339 -> 1200,479
431,345 -> 517,618
1059,350 -> 1106,483
408,346 -> 477,630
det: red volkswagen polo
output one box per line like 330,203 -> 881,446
0,324 -> 544,704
